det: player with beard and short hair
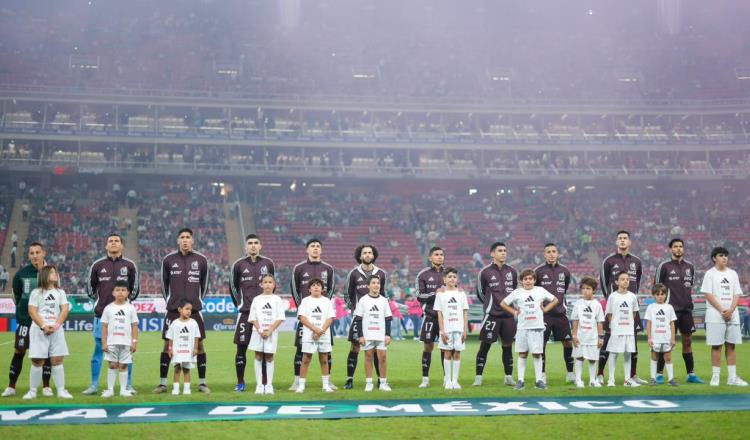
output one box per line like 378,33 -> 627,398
343,244 -> 387,390
82,233 -> 139,396
653,238 -> 703,384
2,243 -> 53,398
534,243 -> 573,384
473,242 -> 518,387
288,238 -> 335,391
416,246 -> 446,388
229,234 -> 275,392
153,228 -> 210,394
597,230 -> 646,385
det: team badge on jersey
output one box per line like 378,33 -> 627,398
260,266 -> 268,275
630,263 -> 636,271
506,272 -> 512,280
120,267 -> 128,276
558,273 -> 565,281
191,261 -> 199,270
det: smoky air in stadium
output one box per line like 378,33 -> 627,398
0,0 -> 748,438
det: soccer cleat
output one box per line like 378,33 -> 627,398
22,389 -> 37,400
710,374 -> 720,387
418,378 -> 430,388
534,380 -> 547,390
57,389 -> 73,399
120,390 -> 134,398
265,385 -> 275,395
595,374 -> 604,385
565,372 -> 575,383
589,381 -> 602,388
686,374 -> 704,384
295,384 -> 305,394
198,384 -> 211,394
648,378 -> 658,386
42,387 -> 54,397
234,383 -> 246,392
153,385 -> 168,394
365,382 -> 374,392
288,379 -> 300,391
504,375 -> 516,386
655,374 -> 664,385
728,377 -> 749,387
379,383 -> 392,391
126,386 -> 137,395
575,380 -> 585,389
1,387 -> 16,397
101,389 -> 114,398
171,388 -> 179,395
322,385 -> 334,393
254,385 -> 264,395
82,386 -> 98,395
668,379 -> 679,387
472,376 -> 483,386
631,376 -> 649,385
344,378 -> 354,390
514,380 -> 525,390
607,379 -> 616,388
624,378 -> 641,388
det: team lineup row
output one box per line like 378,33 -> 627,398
2,229 -> 746,398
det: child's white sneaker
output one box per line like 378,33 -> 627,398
101,389 -> 114,398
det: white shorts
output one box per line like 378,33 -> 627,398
705,322 -> 743,346
362,340 -> 387,351
650,343 -> 673,353
248,331 -> 279,354
301,340 -> 332,354
438,332 -> 465,352
607,334 -> 636,353
105,345 -> 133,364
572,344 -> 600,361
172,362 -> 194,369
29,326 -> 69,359
515,328 -> 544,354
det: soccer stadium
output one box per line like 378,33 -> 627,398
0,0 -> 749,438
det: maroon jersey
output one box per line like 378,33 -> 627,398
476,263 -> 518,317
290,259 -> 335,306
416,266 -> 444,318
230,255 -> 275,312
654,258 -> 695,312
86,255 -> 140,317
600,252 -> 642,298
344,264 -> 387,310
534,262 -> 571,316
161,250 -> 209,312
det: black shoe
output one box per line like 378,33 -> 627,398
344,378 -> 354,390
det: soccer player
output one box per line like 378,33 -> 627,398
604,271 -> 640,387
153,228 -> 210,394
248,274 -> 285,395
24,265 -> 72,399
100,280 -> 139,397
296,278 -> 336,393
2,242 -> 53,398
570,277 -> 605,388
474,242 -> 518,387
289,238 -> 335,391
416,246 -> 446,388
534,243 -> 573,384
353,275 -> 393,391
344,244 -> 387,389
654,238 -> 703,383
83,233 -> 139,396
645,283 -> 678,386
598,230 -> 645,384
166,300 -> 201,395
434,268 -> 469,390
700,246 -> 747,386
501,269 -> 558,390
229,234 -> 275,392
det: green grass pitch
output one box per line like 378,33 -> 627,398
0,330 -> 748,439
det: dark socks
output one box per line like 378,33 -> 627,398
683,352 -> 694,375
197,353 -> 207,380
8,352 -> 24,387
235,345 -> 247,384
502,345 -> 513,376
563,345 -> 574,373
475,342 -> 491,375
346,351 -> 358,378
159,352 -> 170,379
421,351 -> 431,377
